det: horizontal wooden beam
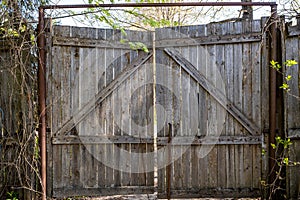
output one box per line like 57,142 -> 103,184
156,33 -> 261,47
53,36 -> 144,49
52,135 -> 262,145
53,186 -> 261,198
53,33 -> 261,49
164,48 -> 260,135
158,188 -> 261,199
53,186 -> 155,198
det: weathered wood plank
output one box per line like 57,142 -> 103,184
139,64 -> 147,186
52,135 -> 263,145
53,32 -> 262,49
53,186 -> 155,198
215,42 -> 227,188
52,145 -> 62,189
287,140 -> 300,199
251,42 -> 262,131
252,144 -> 261,188
205,41 -> 218,188
120,78 -> 132,186
157,187 -> 261,199
51,45 -> 62,134
71,144 -> 81,188
146,57 -> 154,187
233,43 -> 243,189
285,36 -> 300,199
286,37 -> 300,131
181,45 -> 191,189
190,71 -> 200,189
130,52 -> 140,185
172,56 -> 182,190
242,42 -> 253,134
156,48 -> 167,193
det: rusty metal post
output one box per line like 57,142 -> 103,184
269,4 -> 278,193
38,6 -> 47,200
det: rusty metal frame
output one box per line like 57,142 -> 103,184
269,4 -> 279,195
37,2 -> 278,199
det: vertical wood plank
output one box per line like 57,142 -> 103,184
190,70 -> 199,189
206,42 -> 218,188
252,145 -> 261,188
146,58 -> 154,186
156,48 -> 167,193
173,58 -> 183,190
286,36 -> 300,198
52,145 -> 62,189
251,42 -> 261,130
121,79 -> 132,186
130,52 -> 140,186
181,45 -> 191,189
216,42 -> 226,188
233,42 -> 243,189
225,43 -> 235,188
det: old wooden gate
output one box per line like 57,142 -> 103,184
47,18 -> 269,198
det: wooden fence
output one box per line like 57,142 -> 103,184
284,17 -> 300,199
45,17 -> 300,199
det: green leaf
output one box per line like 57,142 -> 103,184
128,41 -> 149,52
270,60 -> 278,66
283,157 -> 289,165
120,28 -> 127,36
30,34 -> 35,43
280,83 -> 289,90
285,60 -> 298,67
19,25 -> 26,33
285,75 -> 292,81
261,148 -> 266,155
271,143 -> 276,149
120,39 -> 128,44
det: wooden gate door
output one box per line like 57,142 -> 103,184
47,19 -> 267,198
154,20 -> 266,198
47,26 -> 156,197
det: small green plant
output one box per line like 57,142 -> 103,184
271,136 -> 300,167
261,136 -> 300,199
270,59 -> 298,92
264,59 -> 300,199
6,191 -> 18,200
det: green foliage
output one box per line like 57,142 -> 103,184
128,42 -> 149,52
262,135 -> 300,199
6,191 -> 18,200
270,59 -> 298,91
270,136 -> 300,166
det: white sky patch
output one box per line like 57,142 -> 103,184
47,0 -> 287,28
